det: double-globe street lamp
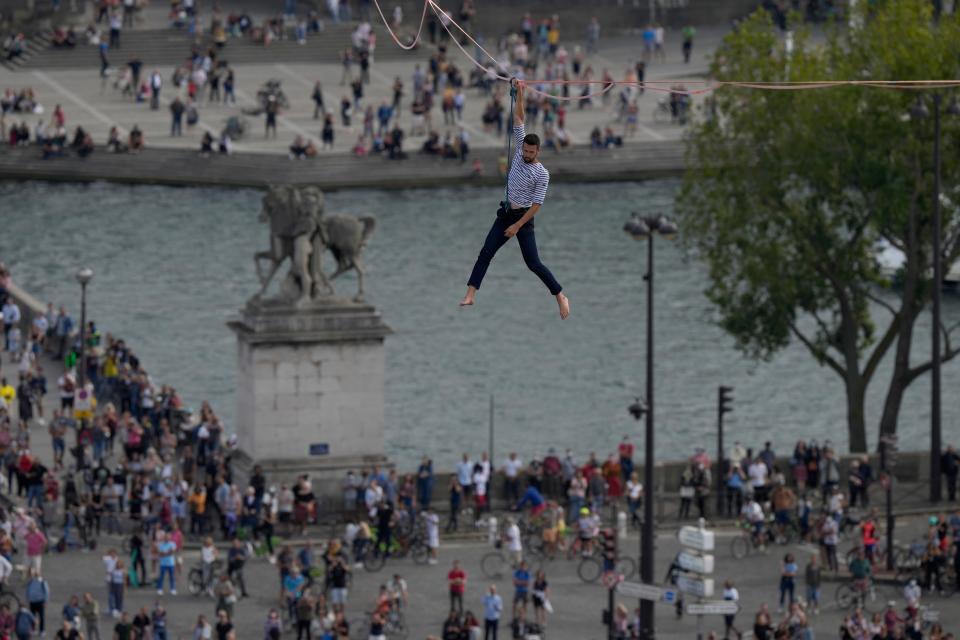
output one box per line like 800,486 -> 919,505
910,93 -> 959,502
623,213 -> 678,640
75,267 -> 93,389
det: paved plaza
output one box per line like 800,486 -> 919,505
20,513 -> 953,640
0,11 -> 728,157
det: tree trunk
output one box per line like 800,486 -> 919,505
878,191 -> 923,445
846,374 -> 868,452
877,329 -> 914,443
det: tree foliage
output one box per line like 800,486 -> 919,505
677,0 -> 960,451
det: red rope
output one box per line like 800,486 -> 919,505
370,0 -> 960,95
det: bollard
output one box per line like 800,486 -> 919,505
617,511 -> 627,540
488,516 -> 498,545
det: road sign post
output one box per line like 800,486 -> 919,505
686,601 -> 741,616
616,581 -> 663,602
676,518 -> 715,640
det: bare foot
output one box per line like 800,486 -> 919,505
557,293 -> 570,320
459,295 -> 474,307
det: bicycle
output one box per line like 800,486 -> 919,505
844,540 -> 896,572
835,578 -> 892,614
360,530 -> 429,572
894,541 -> 927,583
480,543 -> 542,580
235,525 -> 280,559
577,552 -> 637,584
349,607 -> 408,640
187,559 -> 223,596
0,582 -> 21,612
730,521 -> 769,559
769,513 -> 801,545
652,98 -> 672,123
652,97 -> 689,125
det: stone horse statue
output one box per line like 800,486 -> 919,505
254,185 -> 377,303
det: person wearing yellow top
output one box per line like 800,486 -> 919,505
188,487 -> 207,535
547,23 -> 560,56
0,378 -> 15,406
103,354 -> 119,379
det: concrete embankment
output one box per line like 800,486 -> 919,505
0,142 -> 685,190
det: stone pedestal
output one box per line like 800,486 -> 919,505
227,299 -> 392,491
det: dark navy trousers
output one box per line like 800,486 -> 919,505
467,206 -> 563,296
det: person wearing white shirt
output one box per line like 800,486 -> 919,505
741,498 -> 765,547
478,452 -> 491,484
503,453 -> 523,503
31,314 -> 48,345
456,454 -> 474,499
122,0 -> 136,27
504,519 -> 522,565
1,301 -> 20,352
423,509 -> 440,564
654,24 -> 665,62
472,468 -> 487,520
827,486 -> 844,518
722,580 -> 740,638
729,441 -> 747,467
903,579 -> 921,611
626,473 -> 643,528
200,537 -> 217,594
344,521 -> 359,547
364,480 -> 383,517
102,549 -> 118,586
748,459 -> 769,502
0,554 -> 11,588
741,498 -> 764,524
35,120 -> 47,145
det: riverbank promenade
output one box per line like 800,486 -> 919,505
0,3 -> 726,186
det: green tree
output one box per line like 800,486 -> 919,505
677,0 -> 960,452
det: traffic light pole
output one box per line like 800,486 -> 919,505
716,387 -> 733,515
607,585 -> 615,640
603,528 -> 618,640
716,388 -> 724,515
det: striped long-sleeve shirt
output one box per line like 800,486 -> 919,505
507,124 -> 550,207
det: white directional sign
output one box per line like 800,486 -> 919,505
677,525 -> 715,551
676,575 -> 714,598
686,601 -> 740,616
922,610 -> 940,623
616,582 -> 663,601
677,551 -> 714,574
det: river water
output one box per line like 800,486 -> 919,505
2,180 -> 958,467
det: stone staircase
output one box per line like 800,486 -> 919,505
4,22 -> 427,72
1,30 -> 52,71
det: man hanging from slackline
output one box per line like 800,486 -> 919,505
459,79 -> 571,320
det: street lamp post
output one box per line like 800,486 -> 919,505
624,214 -> 677,640
911,93 -> 959,502
75,267 -> 93,388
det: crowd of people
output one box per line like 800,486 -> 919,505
0,0 -> 713,169
4,249 -> 960,637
